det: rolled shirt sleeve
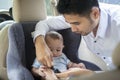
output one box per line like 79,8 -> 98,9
33,16 -> 71,42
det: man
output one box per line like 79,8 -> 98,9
33,0 -> 120,70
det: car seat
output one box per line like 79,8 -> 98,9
0,20 -> 14,30
0,9 -> 14,80
0,7 -> 14,80
7,0 -> 46,80
0,25 -> 10,80
7,0 -> 101,80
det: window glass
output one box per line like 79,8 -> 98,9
0,0 -> 12,10
0,0 -> 119,15
45,0 -> 54,16
98,0 -> 120,5
0,0 -> 53,16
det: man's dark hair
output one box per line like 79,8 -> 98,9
57,0 -> 99,16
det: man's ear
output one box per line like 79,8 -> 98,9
91,7 -> 100,19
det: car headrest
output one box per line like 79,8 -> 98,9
112,42 -> 120,68
13,0 -> 47,22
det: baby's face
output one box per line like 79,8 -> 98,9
47,38 -> 64,57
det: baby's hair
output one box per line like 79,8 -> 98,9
45,31 -> 63,42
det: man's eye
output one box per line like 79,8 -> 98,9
74,22 -> 80,25
71,22 -> 80,25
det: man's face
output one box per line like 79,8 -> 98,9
64,13 -> 98,36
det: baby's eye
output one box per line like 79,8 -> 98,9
50,49 -> 53,51
57,50 -> 60,52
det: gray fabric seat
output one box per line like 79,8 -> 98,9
6,0 -> 47,79
7,22 -> 36,80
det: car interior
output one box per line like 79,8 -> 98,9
6,0 -> 101,80
0,0 -> 120,80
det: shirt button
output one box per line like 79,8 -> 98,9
103,57 -> 106,59
97,53 -> 100,55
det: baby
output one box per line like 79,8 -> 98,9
32,31 -> 93,80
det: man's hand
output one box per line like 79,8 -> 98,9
68,62 -> 86,69
56,68 -> 94,78
44,68 -> 58,80
77,63 -> 86,69
35,36 -> 53,68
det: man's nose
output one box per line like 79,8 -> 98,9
71,26 -> 78,32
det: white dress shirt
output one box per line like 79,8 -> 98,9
34,3 -> 120,70
83,3 -> 120,69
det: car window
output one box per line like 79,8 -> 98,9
0,0 -> 54,16
98,0 -> 120,5
0,0 -> 119,16
0,0 -> 12,10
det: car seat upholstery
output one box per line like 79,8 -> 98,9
0,25 -> 11,80
7,22 -> 36,80
0,11 -> 14,80
0,20 -> 14,30
0,15 -> 14,80
7,0 -> 101,80
7,0 -> 46,80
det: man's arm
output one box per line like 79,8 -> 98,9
34,16 -> 70,68
34,16 -> 70,40
56,68 -> 94,78
35,35 -> 53,67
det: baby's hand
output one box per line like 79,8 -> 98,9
38,67 -> 46,78
68,62 -> 86,69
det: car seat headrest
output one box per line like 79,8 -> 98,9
13,0 -> 47,22
112,42 -> 120,68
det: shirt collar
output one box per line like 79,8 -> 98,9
96,8 -> 108,38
